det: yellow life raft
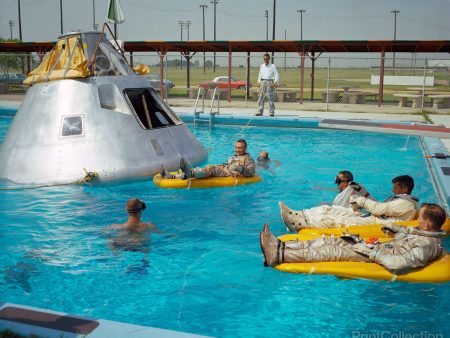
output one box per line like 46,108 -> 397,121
153,173 -> 262,189
297,218 -> 450,238
274,233 -> 450,283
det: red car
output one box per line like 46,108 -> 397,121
200,76 -> 250,89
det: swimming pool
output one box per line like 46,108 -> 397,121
0,114 -> 448,337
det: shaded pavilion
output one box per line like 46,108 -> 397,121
1,39 -> 449,106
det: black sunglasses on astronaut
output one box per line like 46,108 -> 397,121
335,176 -> 350,185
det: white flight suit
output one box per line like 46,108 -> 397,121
302,194 -> 418,228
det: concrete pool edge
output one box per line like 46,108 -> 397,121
0,303 -> 211,338
422,137 -> 450,212
176,112 -> 450,139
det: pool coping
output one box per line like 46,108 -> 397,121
0,303 -> 211,338
421,137 -> 450,213
177,112 -> 450,139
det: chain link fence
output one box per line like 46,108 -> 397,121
128,52 -> 450,109
1,52 -> 449,109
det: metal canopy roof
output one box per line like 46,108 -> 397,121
124,40 -> 450,54
1,40 -> 449,54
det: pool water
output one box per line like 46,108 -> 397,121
0,114 -> 448,337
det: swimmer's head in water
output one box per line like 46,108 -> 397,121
257,154 -> 270,168
126,198 -> 146,214
259,151 -> 269,159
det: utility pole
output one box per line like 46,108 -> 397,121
284,29 -> 287,70
92,0 -> 96,31
391,10 -> 400,71
211,0 -> 218,72
59,0 -> 63,34
17,0 -> 24,73
265,10 -> 268,40
297,9 -> 306,40
185,20 -> 192,41
178,21 -> 185,70
9,20 -> 14,39
200,4 -> 208,73
272,0 -> 276,60
17,0 -> 22,40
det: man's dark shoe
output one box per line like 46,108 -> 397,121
160,165 -> 175,179
260,223 -> 281,267
179,157 -> 192,178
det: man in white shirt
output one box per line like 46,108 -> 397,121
255,53 -> 280,117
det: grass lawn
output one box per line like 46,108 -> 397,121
162,66 -> 450,93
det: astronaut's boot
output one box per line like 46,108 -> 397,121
279,201 -> 309,232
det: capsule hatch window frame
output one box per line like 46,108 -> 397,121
59,115 -> 85,138
123,87 -> 181,130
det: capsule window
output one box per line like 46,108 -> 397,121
61,115 -> 84,137
124,88 -> 179,130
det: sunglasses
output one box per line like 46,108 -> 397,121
335,177 -> 348,185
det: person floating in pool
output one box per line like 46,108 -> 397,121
106,198 -> 161,252
256,150 -> 281,175
161,139 -> 256,180
280,175 -> 417,230
326,170 -> 371,208
261,203 -> 446,275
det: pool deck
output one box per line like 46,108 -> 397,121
0,303 -> 210,338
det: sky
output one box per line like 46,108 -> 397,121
0,0 -> 449,42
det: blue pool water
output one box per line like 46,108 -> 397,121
0,113 -> 449,337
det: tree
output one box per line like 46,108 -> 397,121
0,37 -> 27,75
172,59 -> 181,69
205,60 -> 213,70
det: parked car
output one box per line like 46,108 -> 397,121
145,75 -> 175,90
211,76 -> 250,89
0,73 -> 26,84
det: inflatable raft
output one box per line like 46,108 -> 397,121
153,173 -> 262,189
297,218 -> 450,238
274,233 -> 450,283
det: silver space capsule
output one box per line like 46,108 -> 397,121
0,31 -> 207,185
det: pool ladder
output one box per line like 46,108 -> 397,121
193,86 -> 220,129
